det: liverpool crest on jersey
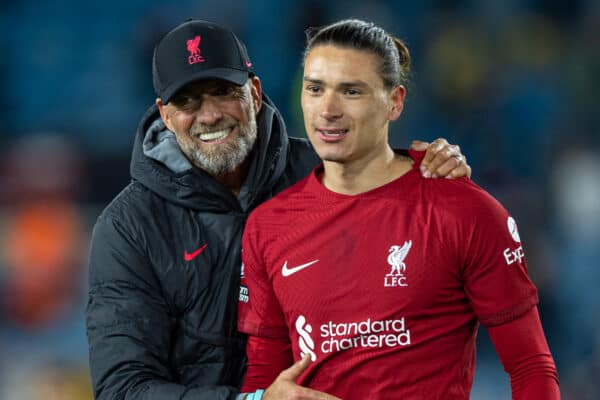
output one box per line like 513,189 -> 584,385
384,241 -> 412,287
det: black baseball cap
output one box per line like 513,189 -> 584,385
152,19 -> 254,104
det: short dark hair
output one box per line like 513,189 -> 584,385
304,19 -> 411,90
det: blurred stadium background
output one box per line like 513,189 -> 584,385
0,0 -> 598,398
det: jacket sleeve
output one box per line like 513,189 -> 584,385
85,214 -> 239,400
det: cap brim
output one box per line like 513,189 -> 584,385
161,68 -> 250,104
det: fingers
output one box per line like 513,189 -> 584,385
410,140 -> 429,151
421,138 -> 448,168
264,354 -> 342,399
299,388 -> 342,399
434,154 -> 466,178
425,142 -> 460,177
278,354 -> 312,381
456,162 -> 472,179
265,385 -> 342,400
420,138 -> 471,179
293,387 -> 342,399
441,157 -> 472,179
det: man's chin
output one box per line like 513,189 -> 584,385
320,152 -> 349,164
189,146 -> 249,176
191,155 -> 233,175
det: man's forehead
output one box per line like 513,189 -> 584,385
304,45 -> 384,88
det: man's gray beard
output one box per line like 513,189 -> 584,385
186,101 -> 258,176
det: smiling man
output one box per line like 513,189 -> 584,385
85,19 -> 473,400
238,19 -> 560,400
157,79 -> 260,194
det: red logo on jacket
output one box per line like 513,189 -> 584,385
187,36 -> 205,65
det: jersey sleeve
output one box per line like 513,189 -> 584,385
238,213 -> 289,339
488,307 -> 560,399
460,188 -> 538,326
241,335 -> 293,392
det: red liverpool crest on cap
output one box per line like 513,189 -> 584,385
187,35 -> 205,65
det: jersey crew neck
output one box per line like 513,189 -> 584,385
308,149 -> 424,201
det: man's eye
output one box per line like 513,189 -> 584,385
346,88 -> 361,96
170,96 -> 194,107
213,87 -> 231,96
212,85 -> 241,97
306,86 -> 321,93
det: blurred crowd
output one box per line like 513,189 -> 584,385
1,0 -> 598,399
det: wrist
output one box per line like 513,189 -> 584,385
246,389 -> 265,400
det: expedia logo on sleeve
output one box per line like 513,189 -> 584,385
503,216 -> 525,265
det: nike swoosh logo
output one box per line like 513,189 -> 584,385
282,259 -> 319,277
184,244 -> 208,262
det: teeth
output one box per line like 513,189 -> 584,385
321,130 -> 346,136
198,128 -> 231,141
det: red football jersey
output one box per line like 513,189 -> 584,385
238,150 -> 538,399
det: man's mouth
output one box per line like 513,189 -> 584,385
317,128 -> 348,137
316,128 -> 348,142
196,127 -> 234,143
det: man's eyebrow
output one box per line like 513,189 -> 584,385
303,77 -> 323,84
303,77 -> 369,88
338,80 -> 369,88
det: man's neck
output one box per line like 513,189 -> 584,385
322,146 -> 413,195
199,157 -> 251,197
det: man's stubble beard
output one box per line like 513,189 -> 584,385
184,97 -> 258,177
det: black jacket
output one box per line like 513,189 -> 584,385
85,97 -> 319,400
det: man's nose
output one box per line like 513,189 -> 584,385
196,96 -> 223,125
319,92 -> 343,120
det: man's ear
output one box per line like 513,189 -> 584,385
156,98 -> 175,131
249,76 -> 262,113
389,85 -> 406,121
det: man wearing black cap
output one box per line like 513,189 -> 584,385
85,19 -> 471,400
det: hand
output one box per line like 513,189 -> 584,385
411,138 -> 472,179
263,355 -> 342,400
